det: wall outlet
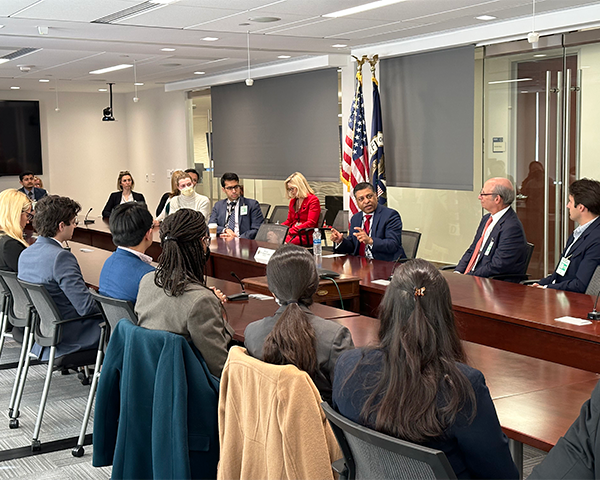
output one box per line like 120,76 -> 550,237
145,173 -> 149,182
151,173 -> 155,183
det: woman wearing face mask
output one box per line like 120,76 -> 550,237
102,171 -> 147,219
155,172 -> 210,222
136,209 -> 234,377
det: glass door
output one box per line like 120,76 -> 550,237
483,40 -> 581,279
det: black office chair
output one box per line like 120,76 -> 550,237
586,265 -> 600,296
401,230 -> 422,260
322,210 -> 350,248
322,403 -> 457,479
72,291 -> 138,457
268,205 -> 289,225
296,208 -> 328,247
0,271 -> 36,428
17,279 -> 101,451
259,203 -> 271,221
491,242 -> 534,283
255,224 -> 289,245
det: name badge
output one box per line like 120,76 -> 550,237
484,239 -> 494,256
556,257 -> 571,276
240,205 -> 248,216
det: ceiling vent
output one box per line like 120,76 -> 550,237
0,48 -> 40,61
92,1 -> 164,24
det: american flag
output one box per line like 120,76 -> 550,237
369,74 -> 387,205
341,68 -> 369,216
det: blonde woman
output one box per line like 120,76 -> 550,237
102,171 -> 147,219
33,177 -> 44,189
0,189 -> 32,272
282,172 -> 321,245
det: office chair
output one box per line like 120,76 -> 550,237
490,242 -> 534,283
401,230 -> 422,260
72,291 -> 138,457
259,203 -> 271,221
296,207 -> 328,247
268,205 -> 289,225
322,403 -> 457,479
17,279 -> 100,451
321,210 -> 349,248
586,265 -> 600,296
255,223 -> 289,245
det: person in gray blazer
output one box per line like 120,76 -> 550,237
18,195 -> 102,360
244,244 -> 354,403
135,208 -> 234,378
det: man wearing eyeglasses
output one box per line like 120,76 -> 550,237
330,182 -> 405,262
209,172 -> 264,239
455,177 -> 528,279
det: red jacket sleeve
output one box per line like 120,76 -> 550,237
287,195 -> 321,235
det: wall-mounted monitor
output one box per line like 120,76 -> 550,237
0,100 -> 43,177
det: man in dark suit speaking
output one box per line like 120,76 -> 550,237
209,172 -> 264,240
331,182 -> 405,262
18,171 -> 47,202
455,177 -> 528,279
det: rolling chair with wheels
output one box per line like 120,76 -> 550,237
72,290 -> 138,457
17,279 -> 101,451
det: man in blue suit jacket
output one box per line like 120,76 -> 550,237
455,177 -> 528,279
18,171 -> 47,202
331,182 -> 405,262
18,195 -> 102,360
209,172 -> 264,239
99,203 -> 155,303
535,178 -> 600,293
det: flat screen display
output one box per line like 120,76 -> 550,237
0,100 -> 43,176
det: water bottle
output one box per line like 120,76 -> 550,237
313,228 -> 322,258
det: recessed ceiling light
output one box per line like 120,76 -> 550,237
534,54 -> 547,57
476,15 -> 496,21
0,25 -> 4,29
248,16 -> 280,23
278,55 -> 291,59
89,64 -> 133,74
202,37 -> 219,42
323,0 -> 407,18
332,44 -> 347,48
161,48 -> 176,52
99,88 -> 108,92
134,82 -> 144,86
194,71 -> 206,75
39,79 -> 50,82
10,86 -> 20,90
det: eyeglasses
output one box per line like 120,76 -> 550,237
356,193 -> 376,202
479,191 -> 497,197
224,185 -> 240,191
22,210 -> 34,221
287,186 -> 297,193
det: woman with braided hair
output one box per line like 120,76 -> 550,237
243,244 -> 353,403
332,259 -> 518,479
136,208 -> 234,377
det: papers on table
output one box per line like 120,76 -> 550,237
254,247 -> 276,264
322,254 -> 346,258
555,316 -> 593,326
248,294 -> 273,301
371,279 -> 391,286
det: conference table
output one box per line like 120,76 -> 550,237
74,223 -> 600,373
69,239 -> 599,476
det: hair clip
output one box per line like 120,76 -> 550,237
414,287 -> 426,298
163,235 -> 178,242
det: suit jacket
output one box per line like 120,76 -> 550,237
18,186 -> 47,201
99,248 -> 155,304
282,194 -> 321,245
102,191 -> 146,219
243,304 -> 354,403
218,346 -> 341,480
334,204 -> 405,262
539,217 -> 600,293
456,207 -> 528,278
209,196 -> 264,239
0,235 -> 26,272
93,319 -> 220,480
17,236 -> 102,360
333,349 -> 519,479
135,272 -> 234,377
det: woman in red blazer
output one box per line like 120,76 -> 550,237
282,172 -> 321,245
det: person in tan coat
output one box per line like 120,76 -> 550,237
218,346 -> 341,480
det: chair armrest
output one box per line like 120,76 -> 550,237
55,313 -> 101,325
332,458 -> 348,479
521,279 -> 541,285
440,265 -> 458,271
490,273 -> 531,283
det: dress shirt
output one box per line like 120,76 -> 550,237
117,246 -> 153,264
334,212 -> 375,259
565,216 -> 599,257
24,188 -> 35,201
470,206 -> 510,270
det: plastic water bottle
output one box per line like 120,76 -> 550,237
313,228 -> 322,258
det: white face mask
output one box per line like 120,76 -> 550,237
180,186 -> 195,197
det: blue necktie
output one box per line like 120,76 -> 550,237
227,202 -> 236,231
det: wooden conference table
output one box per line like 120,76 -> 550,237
70,241 -> 599,467
75,223 -> 600,373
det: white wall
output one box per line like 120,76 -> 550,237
0,86 -> 188,219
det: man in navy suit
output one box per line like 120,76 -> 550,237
534,178 -> 600,293
99,202 -> 155,304
455,177 -> 528,279
18,195 -> 102,360
18,171 -> 47,202
209,172 -> 264,240
330,182 -> 405,262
